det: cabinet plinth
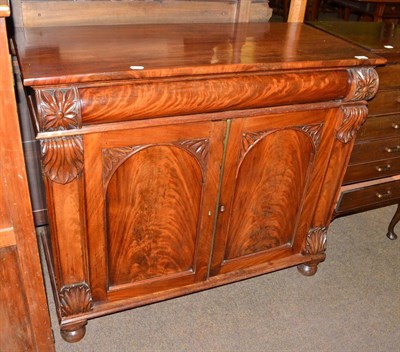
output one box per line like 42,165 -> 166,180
15,22 -> 385,342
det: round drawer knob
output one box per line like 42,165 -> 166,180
392,123 -> 399,130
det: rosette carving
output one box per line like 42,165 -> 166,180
336,105 -> 368,143
41,136 -> 84,184
36,88 -> 81,131
303,227 -> 327,255
59,283 -> 93,317
347,67 -> 379,101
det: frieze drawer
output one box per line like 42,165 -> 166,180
349,137 -> 400,164
356,114 -> 400,141
336,180 -> 400,214
343,157 -> 400,184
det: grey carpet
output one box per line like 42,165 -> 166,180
45,205 -> 400,352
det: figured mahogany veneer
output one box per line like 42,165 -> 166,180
14,22 -> 385,342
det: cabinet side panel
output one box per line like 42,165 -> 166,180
107,146 -> 202,287
225,130 -> 313,259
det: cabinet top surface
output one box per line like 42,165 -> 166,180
308,22 -> 400,61
15,22 -> 385,86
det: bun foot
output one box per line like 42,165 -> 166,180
297,263 -> 318,276
61,322 -> 87,343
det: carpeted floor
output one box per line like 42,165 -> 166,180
43,205 -> 400,352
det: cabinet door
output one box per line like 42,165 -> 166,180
211,109 -> 338,275
85,121 -> 225,301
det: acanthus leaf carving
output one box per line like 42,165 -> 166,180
347,67 -> 379,101
59,283 -> 93,317
336,105 -> 368,144
303,227 -> 327,256
41,136 -> 84,184
36,87 -> 81,132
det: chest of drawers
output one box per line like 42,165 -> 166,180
14,23 -> 384,342
309,21 -> 400,240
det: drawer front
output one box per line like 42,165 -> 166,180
336,180 -> 400,213
376,65 -> 400,89
343,157 -> 400,184
350,137 -> 400,164
356,113 -> 400,140
368,89 -> 400,116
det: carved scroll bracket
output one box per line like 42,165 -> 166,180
41,136 -> 84,184
36,87 -> 82,132
302,227 -> 327,256
336,104 -> 368,144
59,282 -> 93,317
345,67 -> 379,102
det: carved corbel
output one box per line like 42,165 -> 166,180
41,136 -> 84,184
346,67 -> 379,102
336,104 -> 368,144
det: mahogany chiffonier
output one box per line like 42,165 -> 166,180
14,23 -> 385,342
309,21 -> 400,240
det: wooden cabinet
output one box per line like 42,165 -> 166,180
14,22 -> 385,342
0,1 -> 54,350
309,21 -> 400,240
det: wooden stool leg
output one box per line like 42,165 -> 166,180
386,203 -> 400,240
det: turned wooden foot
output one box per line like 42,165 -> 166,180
60,321 -> 87,343
386,203 -> 400,240
297,263 -> 319,276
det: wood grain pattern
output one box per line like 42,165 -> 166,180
107,145 -> 203,286
15,23 -> 385,86
344,157 -> 400,184
0,13 -> 54,350
15,20 -> 383,342
0,246 -> 35,351
21,0 -> 272,27
225,129 -> 314,259
310,21 -> 400,239
80,71 -> 350,124
368,89 -> 400,115
355,114 -> 400,141
349,136 -> 400,164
